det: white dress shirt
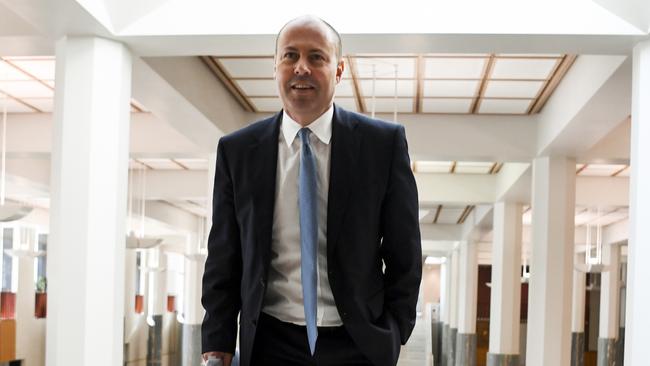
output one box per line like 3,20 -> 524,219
262,105 -> 343,326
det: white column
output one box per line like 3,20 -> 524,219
457,240 -> 478,334
14,228 -> 45,366
449,249 -> 460,331
124,249 -> 138,346
625,39 -> 650,366
183,233 -> 206,324
489,202 -> 523,355
147,248 -> 167,317
571,253 -> 587,334
440,260 -> 449,325
47,36 -> 131,366
600,244 -> 621,339
526,156 -> 576,366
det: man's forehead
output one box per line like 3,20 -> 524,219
278,20 -> 336,45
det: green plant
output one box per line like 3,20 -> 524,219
36,276 -> 47,293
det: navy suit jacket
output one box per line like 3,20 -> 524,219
201,105 -> 422,366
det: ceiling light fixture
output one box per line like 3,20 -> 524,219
126,161 -> 163,249
575,206 -> 609,273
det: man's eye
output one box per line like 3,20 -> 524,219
311,54 -> 325,61
284,52 -> 298,59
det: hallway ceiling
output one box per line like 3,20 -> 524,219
204,54 -> 575,115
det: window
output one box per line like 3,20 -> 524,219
1,227 -> 16,319
135,251 -> 144,313
35,233 -> 47,318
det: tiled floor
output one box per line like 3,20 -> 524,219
398,317 -> 432,366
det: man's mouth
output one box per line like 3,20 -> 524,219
291,83 -> 315,90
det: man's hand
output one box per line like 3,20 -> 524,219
202,352 -> 234,366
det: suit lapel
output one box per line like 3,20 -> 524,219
250,113 -> 281,266
327,106 -> 360,259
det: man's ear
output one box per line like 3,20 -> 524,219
336,59 -> 344,83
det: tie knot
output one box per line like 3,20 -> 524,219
298,128 -> 311,143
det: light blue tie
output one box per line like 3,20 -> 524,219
298,128 -> 318,355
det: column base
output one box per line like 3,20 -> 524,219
448,327 -> 458,366
455,332 -> 477,366
571,332 -> 585,366
616,327 -> 625,366
181,323 -> 203,366
597,338 -> 617,366
441,324 -> 449,366
487,353 -> 519,366
432,321 -> 443,365
147,315 -> 163,366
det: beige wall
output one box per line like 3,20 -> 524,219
422,264 -> 441,304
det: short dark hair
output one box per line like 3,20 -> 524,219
275,16 -> 343,61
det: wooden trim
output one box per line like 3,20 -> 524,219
423,55 -> 490,59
528,54 -> 577,114
494,55 -> 563,60
347,56 -> 366,113
457,205 -> 475,224
353,55 -> 418,59
208,54 -> 560,60
471,54 -> 495,114
0,57 -> 54,92
433,204 -> 443,224
488,162 -> 498,174
200,56 -> 256,112
0,90 -> 43,113
576,163 -> 589,175
212,55 -> 274,59
415,56 -> 424,113
611,165 -> 628,177
450,161 -> 457,173
492,162 -> 504,174
170,159 -> 189,170
132,158 -> 154,170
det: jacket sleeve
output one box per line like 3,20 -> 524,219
201,139 -> 242,354
379,125 -> 422,345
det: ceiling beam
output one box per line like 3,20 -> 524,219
117,34 -> 650,57
536,55 -> 631,157
4,112 -> 206,157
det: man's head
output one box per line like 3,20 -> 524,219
274,16 -> 345,125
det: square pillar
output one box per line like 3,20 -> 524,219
456,240 -> 478,366
571,253 -> 587,366
447,248 -> 460,366
47,36 -> 132,366
488,202 -> 522,366
525,156 -> 576,366
598,243 -> 621,366
625,39 -> 650,366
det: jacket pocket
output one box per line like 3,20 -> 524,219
366,287 -> 385,321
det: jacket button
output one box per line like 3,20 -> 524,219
252,318 -> 257,326
260,278 -> 265,288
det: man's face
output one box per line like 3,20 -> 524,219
275,21 -> 344,119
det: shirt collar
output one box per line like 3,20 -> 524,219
281,105 -> 334,148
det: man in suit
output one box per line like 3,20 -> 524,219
202,15 -> 422,366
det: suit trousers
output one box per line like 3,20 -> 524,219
250,312 -> 373,366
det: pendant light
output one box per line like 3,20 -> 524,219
575,207 -> 609,273
0,61 -> 33,222
126,161 -> 162,249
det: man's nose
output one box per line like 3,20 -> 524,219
294,57 -> 311,75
